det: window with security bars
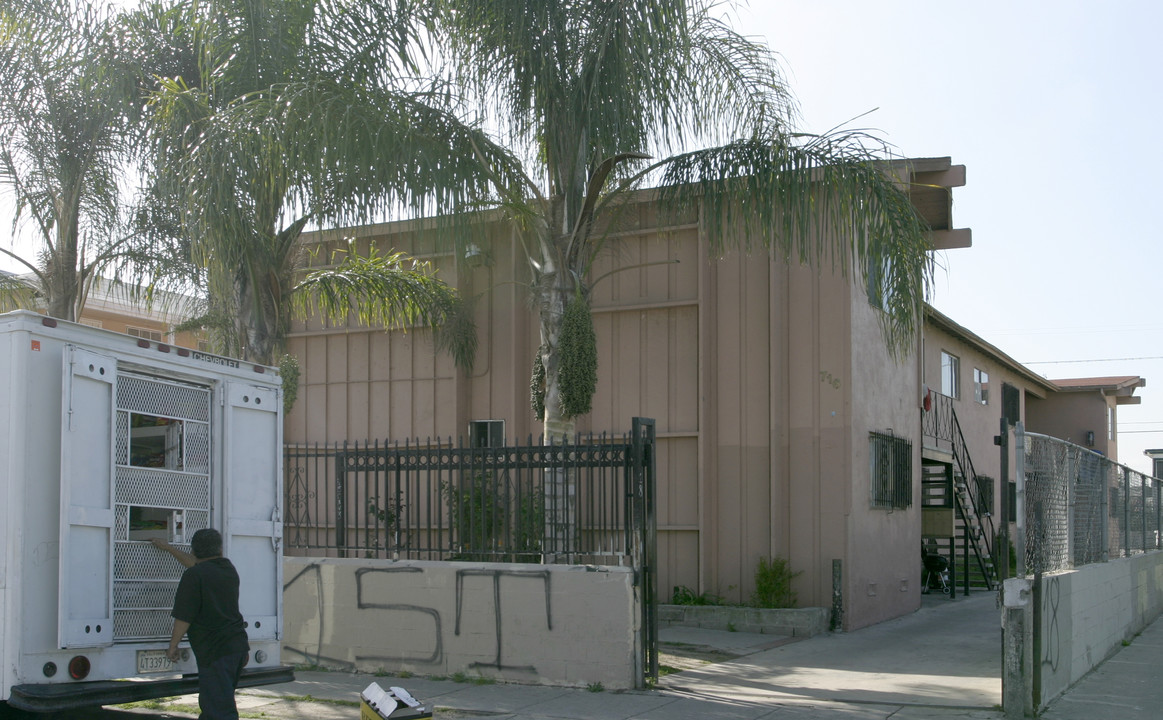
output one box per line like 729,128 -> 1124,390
870,431 -> 912,510
976,475 -> 995,517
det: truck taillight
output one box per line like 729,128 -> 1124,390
68,655 -> 91,680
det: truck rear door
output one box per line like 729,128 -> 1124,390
222,381 -> 283,642
58,346 -> 116,648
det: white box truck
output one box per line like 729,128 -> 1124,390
0,310 -> 292,713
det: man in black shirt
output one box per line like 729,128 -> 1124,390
152,529 -> 250,720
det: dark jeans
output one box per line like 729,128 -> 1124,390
197,650 -> 247,720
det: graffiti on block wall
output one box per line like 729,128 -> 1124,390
282,563 -> 355,670
1041,575 -> 1061,673
455,568 -> 552,673
283,563 -> 555,674
354,566 -> 443,665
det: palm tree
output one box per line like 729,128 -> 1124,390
0,0 -> 143,320
142,0 -> 506,365
432,0 -> 933,439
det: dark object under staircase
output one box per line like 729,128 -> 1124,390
921,393 -> 998,595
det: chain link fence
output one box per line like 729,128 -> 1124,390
1018,428 -> 1161,575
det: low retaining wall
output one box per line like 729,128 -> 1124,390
282,557 -> 638,689
1034,551 -> 1163,710
659,604 -> 831,637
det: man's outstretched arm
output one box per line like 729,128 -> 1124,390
150,537 -> 197,567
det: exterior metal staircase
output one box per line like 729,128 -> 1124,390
921,393 -> 998,595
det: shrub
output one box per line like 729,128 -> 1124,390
670,585 -> 723,606
751,555 -> 800,608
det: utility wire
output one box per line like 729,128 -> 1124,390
1024,356 -> 1163,365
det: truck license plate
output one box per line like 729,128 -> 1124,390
137,649 -> 174,674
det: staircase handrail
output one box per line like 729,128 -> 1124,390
922,391 -> 998,589
949,406 -> 997,588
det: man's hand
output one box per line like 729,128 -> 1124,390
149,537 -> 171,551
166,646 -> 181,663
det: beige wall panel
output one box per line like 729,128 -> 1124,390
388,331 -> 415,380
590,228 -> 699,309
660,531 -> 700,601
304,383 -> 328,440
412,378 -> 437,439
389,381 -> 415,439
326,333 -> 349,385
785,262 -> 823,608
434,372 -> 457,438
326,381 -> 349,442
670,307 -> 700,432
709,252 -> 744,602
347,378 -> 370,442
304,335 -> 328,386
612,311 -> 645,430
369,381 -> 392,436
706,249 -> 774,604
369,332 -> 394,382
658,437 -> 699,527
656,434 -> 701,601
590,305 -> 699,437
347,331 -> 370,383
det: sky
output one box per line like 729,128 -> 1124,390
3,1 -> 1161,473
743,0 -> 1163,474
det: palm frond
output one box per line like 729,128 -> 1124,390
0,267 -> 39,311
291,246 -> 477,371
658,130 -> 933,355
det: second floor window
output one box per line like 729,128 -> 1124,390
127,326 -> 163,342
974,368 -> 989,405
941,351 -> 960,399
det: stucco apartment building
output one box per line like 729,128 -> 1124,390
284,157 -> 1146,631
2,273 -> 205,350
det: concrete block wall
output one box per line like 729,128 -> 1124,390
1035,551 -> 1163,709
658,605 -> 831,637
282,558 -> 638,689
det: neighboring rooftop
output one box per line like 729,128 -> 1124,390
1050,376 -> 1146,405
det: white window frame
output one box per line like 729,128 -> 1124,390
941,351 -> 960,399
973,368 -> 989,405
126,326 -> 163,342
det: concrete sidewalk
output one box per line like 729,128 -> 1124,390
144,590 -> 1002,720
1038,607 -> 1163,720
137,590 -> 1163,719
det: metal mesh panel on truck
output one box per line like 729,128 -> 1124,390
115,543 -> 192,579
114,609 -> 178,640
117,373 -> 211,422
112,371 -> 212,643
114,581 -> 179,608
115,467 -> 211,509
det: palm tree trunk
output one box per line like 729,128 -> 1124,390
539,285 -> 576,562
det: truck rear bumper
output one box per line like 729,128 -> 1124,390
7,665 -> 295,712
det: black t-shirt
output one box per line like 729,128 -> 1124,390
172,557 -> 250,665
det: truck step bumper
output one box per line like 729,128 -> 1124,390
7,665 -> 295,712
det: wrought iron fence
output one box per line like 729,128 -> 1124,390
283,421 -> 655,565
1018,428 -> 1161,575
